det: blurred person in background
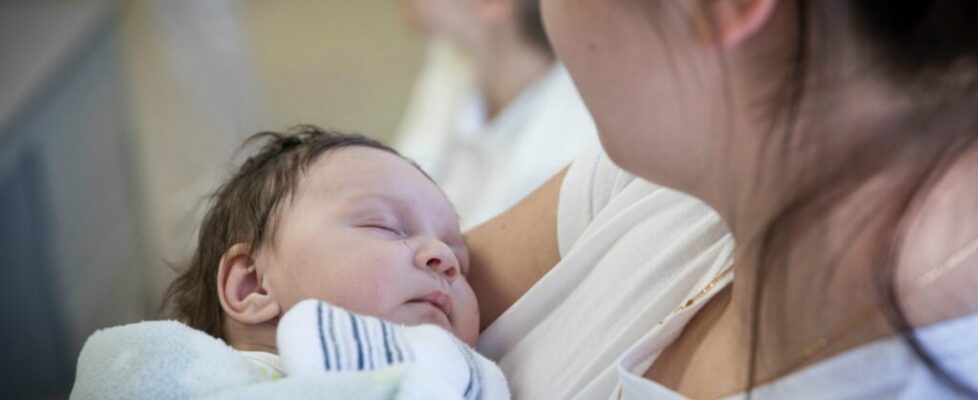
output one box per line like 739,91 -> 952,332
395,0 -> 597,229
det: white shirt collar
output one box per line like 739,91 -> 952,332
239,350 -> 287,379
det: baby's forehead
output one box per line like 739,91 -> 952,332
298,147 -> 459,221
304,147 -> 420,185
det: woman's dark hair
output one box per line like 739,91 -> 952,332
161,125 -> 403,339
516,0 -> 552,55
749,0 -> 977,396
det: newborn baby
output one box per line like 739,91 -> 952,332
71,125 -> 507,400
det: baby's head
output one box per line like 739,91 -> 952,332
164,125 -> 479,349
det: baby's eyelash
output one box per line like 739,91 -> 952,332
360,224 -> 404,237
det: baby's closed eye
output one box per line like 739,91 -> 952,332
358,222 -> 404,237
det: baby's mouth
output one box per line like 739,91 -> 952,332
408,291 -> 453,319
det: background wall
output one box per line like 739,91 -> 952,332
0,1 -> 425,397
242,0 -> 423,136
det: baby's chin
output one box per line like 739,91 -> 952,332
387,302 -> 473,344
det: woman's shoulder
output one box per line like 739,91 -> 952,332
558,146 -> 727,257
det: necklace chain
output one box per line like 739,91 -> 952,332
617,233 -> 978,399
784,233 -> 978,372
675,265 -> 734,314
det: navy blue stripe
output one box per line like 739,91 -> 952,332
472,352 -> 483,400
462,344 -> 475,399
391,325 -> 405,363
349,312 -> 364,370
380,321 -> 394,364
472,350 -> 484,400
455,340 -> 481,400
361,317 -> 374,370
317,302 -> 331,370
469,354 -> 483,400
327,305 -> 340,371
398,328 -> 415,362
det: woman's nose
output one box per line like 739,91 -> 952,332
414,239 -> 460,282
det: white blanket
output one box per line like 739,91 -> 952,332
71,299 -> 509,399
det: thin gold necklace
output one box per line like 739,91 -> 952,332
784,233 -> 978,370
676,265 -> 734,314
617,234 -> 978,399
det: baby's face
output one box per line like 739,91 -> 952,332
259,146 -> 479,345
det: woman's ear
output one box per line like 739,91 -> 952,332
216,243 -> 281,325
697,0 -> 778,47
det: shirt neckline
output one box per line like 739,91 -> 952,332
240,350 -> 287,379
618,305 -> 978,399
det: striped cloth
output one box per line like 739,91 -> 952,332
278,299 -> 510,400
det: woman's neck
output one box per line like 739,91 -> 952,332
716,92 -> 978,390
688,78 -> 942,392
658,178 -> 911,397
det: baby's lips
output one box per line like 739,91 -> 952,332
413,290 -> 453,317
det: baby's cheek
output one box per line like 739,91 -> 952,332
454,282 -> 481,346
285,269 -> 393,318
334,277 -> 401,317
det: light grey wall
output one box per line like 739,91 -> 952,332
0,1 -> 145,397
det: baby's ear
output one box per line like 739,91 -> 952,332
216,243 -> 281,325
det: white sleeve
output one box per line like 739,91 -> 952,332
478,145 -> 733,399
557,146 -> 638,257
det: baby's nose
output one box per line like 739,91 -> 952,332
415,240 -> 460,282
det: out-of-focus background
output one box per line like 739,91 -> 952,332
0,0 -> 424,397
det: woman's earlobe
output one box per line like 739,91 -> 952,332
216,243 -> 282,325
697,0 -> 778,47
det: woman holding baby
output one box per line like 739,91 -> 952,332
470,0 -> 978,398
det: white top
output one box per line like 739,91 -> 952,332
239,350 -> 287,380
620,311 -> 978,400
477,147 -> 735,399
478,146 -> 978,399
394,40 -> 598,228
